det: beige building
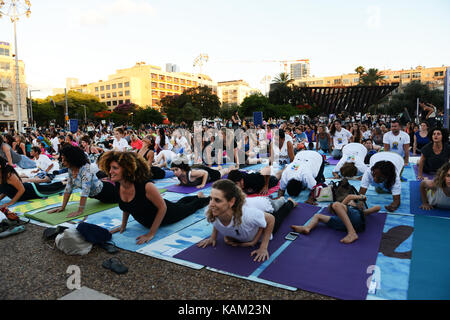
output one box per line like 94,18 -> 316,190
69,62 -> 217,110
295,65 -> 448,89
217,80 -> 260,105
0,41 -> 28,131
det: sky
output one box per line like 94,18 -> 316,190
1,0 -> 449,98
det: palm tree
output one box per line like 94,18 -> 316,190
272,72 -> 293,85
355,66 -> 365,85
361,68 -> 383,86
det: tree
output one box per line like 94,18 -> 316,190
240,93 -> 270,117
272,72 -> 293,85
355,66 -> 365,84
360,68 -> 383,86
133,106 -> 164,126
180,103 -> 202,126
384,82 -> 444,115
160,85 -> 221,122
34,91 -> 108,126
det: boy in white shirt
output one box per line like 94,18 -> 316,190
330,120 -> 352,159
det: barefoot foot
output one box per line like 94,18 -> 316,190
291,225 -> 310,235
340,233 -> 358,244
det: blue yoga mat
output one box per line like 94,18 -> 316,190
408,215 -> 450,300
409,181 -> 450,218
174,203 -> 321,277
258,209 -> 387,300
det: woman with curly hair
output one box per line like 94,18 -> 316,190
48,145 -> 117,218
359,152 -> 404,212
419,162 -> 450,210
99,151 -> 210,245
197,179 -> 296,262
170,162 -> 234,189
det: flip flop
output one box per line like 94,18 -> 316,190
102,257 -> 128,274
98,241 -> 119,254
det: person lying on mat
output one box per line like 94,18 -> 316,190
170,162 -> 234,189
416,128 -> 450,181
48,145 -> 117,218
0,157 -> 65,209
197,179 -> 297,262
153,149 -> 177,169
227,166 -> 282,195
291,194 -> 381,244
277,150 -> 326,198
99,151 -> 210,245
332,143 -> 368,179
419,162 -> 450,210
359,152 -> 404,212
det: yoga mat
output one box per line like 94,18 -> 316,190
12,193 -> 81,214
173,203 -> 321,277
24,198 -> 117,225
327,157 -> 340,165
413,165 -> 434,180
259,209 -> 387,300
408,215 -> 450,300
247,183 -> 280,198
409,181 -> 450,218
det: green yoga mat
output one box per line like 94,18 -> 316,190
24,198 -> 118,226
408,215 -> 450,300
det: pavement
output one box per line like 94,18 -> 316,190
0,222 -> 331,300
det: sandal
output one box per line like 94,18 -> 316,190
102,257 -> 128,274
98,241 -> 119,254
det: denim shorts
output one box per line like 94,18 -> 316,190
326,205 -> 366,233
36,171 -> 55,181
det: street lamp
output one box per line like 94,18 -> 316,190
0,0 -> 32,133
28,88 -> 39,128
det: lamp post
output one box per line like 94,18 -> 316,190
29,88 -> 39,128
0,0 -> 32,133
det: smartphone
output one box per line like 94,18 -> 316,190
285,232 -> 300,241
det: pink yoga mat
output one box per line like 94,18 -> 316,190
247,183 -> 280,198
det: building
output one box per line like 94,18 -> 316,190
217,80 -> 261,106
0,41 -> 28,131
295,65 -> 448,89
69,62 -> 217,110
290,62 -> 310,80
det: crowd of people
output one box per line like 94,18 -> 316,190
0,106 -> 449,261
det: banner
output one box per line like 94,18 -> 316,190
445,67 -> 449,129
253,111 -> 263,126
69,119 -> 78,133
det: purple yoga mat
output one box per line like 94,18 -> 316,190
259,209 -> 387,300
327,157 -> 340,165
413,165 -> 435,180
174,203 -> 321,277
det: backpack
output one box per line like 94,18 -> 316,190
330,178 -> 368,209
76,222 -> 112,245
310,183 -> 333,202
55,228 -> 93,256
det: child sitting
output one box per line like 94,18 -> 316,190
291,194 -> 381,244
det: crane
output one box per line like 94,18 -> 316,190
193,53 -> 209,86
212,58 -> 310,75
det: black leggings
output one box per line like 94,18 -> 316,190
92,181 -> 118,203
272,200 -> 295,234
151,166 -> 166,180
162,196 -> 210,225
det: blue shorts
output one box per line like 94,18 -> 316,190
36,171 -> 55,181
326,206 -> 366,233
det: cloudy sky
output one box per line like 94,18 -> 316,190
1,0 -> 449,98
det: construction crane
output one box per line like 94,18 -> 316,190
193,53 -> 209,86
212,58 -> 310,75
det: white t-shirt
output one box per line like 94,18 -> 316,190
382,131 -> 410,157
361,151 -> 404,195
176,136 -> 190,152
51,137 -> 59,153
362,130 -> 372,140
211,206 -> 268,243
280,150 -> 323,191
156,150 -> 176,164
112,138 -> 129,151
333,143 -> 368,176
35,154 -> 53,172
331,128 -> 352,150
